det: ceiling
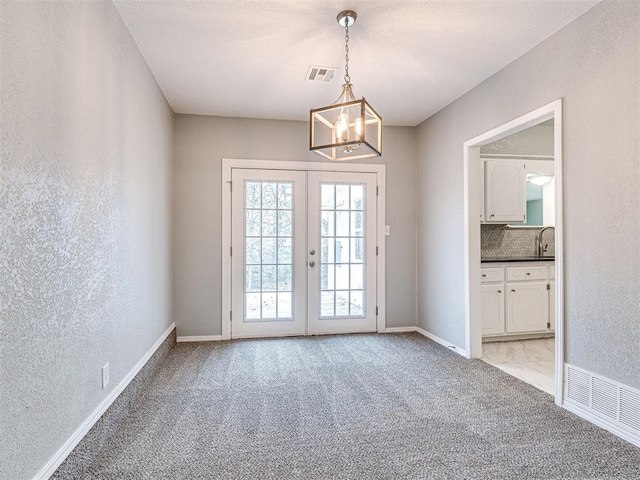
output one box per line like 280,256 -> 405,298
113,0 -> 599,127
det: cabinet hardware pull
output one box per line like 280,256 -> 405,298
497,290 -> 502,294
482,274 -> 487,277
511,289 -> 516,292
526,272 -> 531,276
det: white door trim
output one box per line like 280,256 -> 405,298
462,99 -> 564,406
221,158 -> 386,340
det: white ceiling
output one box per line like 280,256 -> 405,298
113,0 -> 598,127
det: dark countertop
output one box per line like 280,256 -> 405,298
481,256 -> 555,263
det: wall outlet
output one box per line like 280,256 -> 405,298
101,363 -> 110,390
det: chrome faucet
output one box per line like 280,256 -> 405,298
537,226 -> 555,257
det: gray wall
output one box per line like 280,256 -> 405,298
481,123 -> 554,156
174,115 -> 417,336
0,2 -> 174,479
416,1 -> 640,388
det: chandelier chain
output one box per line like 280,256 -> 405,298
344,21 -> 350,84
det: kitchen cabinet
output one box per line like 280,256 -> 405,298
481,261 -> 554,338
506,281 -> 549,333
481,284 -> 505,335
484,160 -> 526,223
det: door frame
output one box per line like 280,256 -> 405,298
463,99 -> 564,406
221,158 -> 386,340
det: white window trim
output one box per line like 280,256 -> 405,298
221,158 -> 386,340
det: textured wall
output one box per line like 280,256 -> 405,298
174,115 -> 417,336
481,123 -> 554,156
416,1 -> 640,388
0,2 -> 174,479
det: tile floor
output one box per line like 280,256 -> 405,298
482,338 -> 555,395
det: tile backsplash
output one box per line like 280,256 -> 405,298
481,224 -> 555,258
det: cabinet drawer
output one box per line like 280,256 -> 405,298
506,266 -> 547,281
481,268 -> 504,283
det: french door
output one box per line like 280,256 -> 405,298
230,168 -> 378,338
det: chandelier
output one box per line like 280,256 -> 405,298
309,10 -> 382,161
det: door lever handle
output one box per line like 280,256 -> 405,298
309,261 -> 316,267
309,249 -> 316,256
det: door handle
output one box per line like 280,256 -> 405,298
309,249 -> 316,256
309,261 -> 316,267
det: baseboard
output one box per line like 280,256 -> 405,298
384,326 -> 468,357
36,322 -> 176,480
563,363 -> 640,448
384,326 -> 417,333
177,334 -> 224,342
564,400 -> 640,448
414,327 -> 468,357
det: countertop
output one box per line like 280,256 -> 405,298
481,256 -> 555,263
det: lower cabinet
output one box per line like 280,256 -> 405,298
505,282 -> 549,333
481,284 -> 505,335
481,262 -> 554,338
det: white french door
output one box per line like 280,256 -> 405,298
230,168 -> 378,338
307,171 -> 377,334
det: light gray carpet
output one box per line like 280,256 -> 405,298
80,333 -> 639,479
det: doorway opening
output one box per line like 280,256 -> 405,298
463,100 -> 564,405
221,159 -> 386,340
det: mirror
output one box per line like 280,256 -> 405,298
524,160 -> 554,227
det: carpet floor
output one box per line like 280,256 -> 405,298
80,333 -> 639,479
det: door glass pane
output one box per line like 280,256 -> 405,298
318,182 -> 367,319
244,181 -> 294,322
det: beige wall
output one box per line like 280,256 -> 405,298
0,2 -> 174,478
174,115 -> 417,336
416,1 -> 640,388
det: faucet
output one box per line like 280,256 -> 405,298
537,226 -> 555,257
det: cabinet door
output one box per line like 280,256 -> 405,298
549,281 -> 555,331
506,282 -> 549,333
481,284 -> 505,335
484,160 -> 526,223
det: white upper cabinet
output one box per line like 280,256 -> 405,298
484,160 -> 526,223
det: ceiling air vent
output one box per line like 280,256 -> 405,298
305,65 -> 337,83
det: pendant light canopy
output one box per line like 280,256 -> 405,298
309,10 -> 382,161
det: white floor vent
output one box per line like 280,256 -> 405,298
565,364 -> 640,446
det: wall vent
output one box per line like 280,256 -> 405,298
620,388 -> 640,431
566,366 -> 590,406
305,65 -> 337,83
591,377 -> 618,419
565,364 -> 640,442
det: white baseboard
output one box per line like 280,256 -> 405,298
563,363 -> 640,448
384,326 -> 417,333
177,334 -> 224,342
564,400 -> 640,448
35,322 -> 176,480
384,326 -> 468,358
414,327 -> 468,357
